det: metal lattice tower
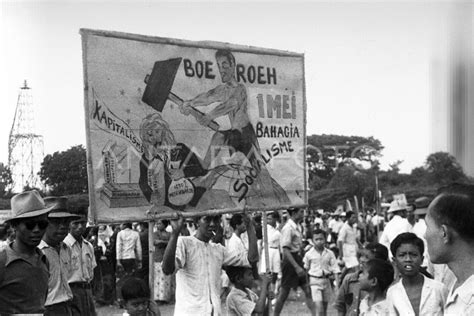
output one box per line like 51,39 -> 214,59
8,80 -> 45,192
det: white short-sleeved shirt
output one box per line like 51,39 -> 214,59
226,286 -> 258,316
379,215 -> 412,250
280,219 -> 302,252
359,296 -> 389,316
444,274 -> 474,316
386,275 -> 448,316
174,236 -> 250,316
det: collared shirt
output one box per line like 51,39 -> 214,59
444,274 -> 474,316
63,233 -> 97,283
116,228 -> 142,260
303,247 -> 340,279
379,215 -> 412,250
266,224 -> 281,248
226,233 -> 248,257
174,235 -> 250,316
334,270 -> 365,316
280,219 -> 302,253
329,219 -> 344,234
0,243 -> 49,314
338,222 -> 358,246
39,240 -> 73,306
386,275 -> 448,316
338,222 -> 359,268
226,286 -> 258,316
359,296 -> 389,316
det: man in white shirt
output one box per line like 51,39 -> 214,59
338,211 -> 360,269
226,213 -> 248,253
162,213 -> 258,316
379,200 -> 412,251
63,208 -> 97,316
40,197 -> 80,316
116,223 -> 142,274
425,184 -> 474,315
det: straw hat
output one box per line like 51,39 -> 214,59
387,200 -> 408,213
414,196 -> 430,216
44,196 -> 81,219
6,190 -> 55,221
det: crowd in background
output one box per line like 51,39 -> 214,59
0,183 -> 473,315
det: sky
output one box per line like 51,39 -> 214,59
0,0 -> 456,173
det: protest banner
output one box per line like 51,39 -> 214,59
81,29 -> 307,223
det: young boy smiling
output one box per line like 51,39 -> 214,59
387,232 -> 447,315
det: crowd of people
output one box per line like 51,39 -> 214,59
0,183 -> 473,315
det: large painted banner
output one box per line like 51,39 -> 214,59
81,29 -> 307,223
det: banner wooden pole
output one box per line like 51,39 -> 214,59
262,212 -> 271,315
148,221 -> 155,301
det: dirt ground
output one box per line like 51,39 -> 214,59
96,289 -> 338,315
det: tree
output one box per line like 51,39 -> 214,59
0,163 -> 12,198
307,134 -> 383,182
425,152 -> 466,184
39,145 -> 88,195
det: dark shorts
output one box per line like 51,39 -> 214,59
281,252 -> 308,289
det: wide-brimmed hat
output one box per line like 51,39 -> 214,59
387,200 -> 408,213
6,190 -> 55,222
44,196 -> 81,219
414,196 -> 430,215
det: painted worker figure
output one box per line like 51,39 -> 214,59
180,49 -> 290,205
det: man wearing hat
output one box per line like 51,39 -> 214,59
0,190 -> 53,314
379,200 -> 412,251
63,206 -> 97,316
39,196 -> 81,315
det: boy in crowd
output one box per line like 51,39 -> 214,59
121,277 -> 160,316
225,266 -> 271,316
358,259 -> 394,315
334,242 -> 388,316
387,232 -> 447,315
303,229 -> 340,316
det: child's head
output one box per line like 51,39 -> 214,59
225,266 -> 254,289
359,259 -> 394,293
390,232 -> 424,277
358,243 -> 388,270
312,229 -> 326,250
121,277 -> 150,316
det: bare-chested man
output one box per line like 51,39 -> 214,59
180,49 -> 259,170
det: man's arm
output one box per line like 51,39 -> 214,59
182,85 -> 225,109
282,248 -> 305,278
161,215 -> 184,275
116,232 -> 123,263
337,227 -> 345,259
136,233 -> 142,265
253,273 -> 272,315
243,214 -> 258,264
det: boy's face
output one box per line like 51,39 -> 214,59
240,269 -> 255,288
393,243 -> 423,277
125,298 -> 149,316
312,233 -> 325,250
359,249 -> 375,270
358,266 -> 374,291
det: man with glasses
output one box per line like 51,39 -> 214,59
40,196 -> 81,316
162,212 -> 259,316
64,206 -> 97,316
0,190 -> 54,314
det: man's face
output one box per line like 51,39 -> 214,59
45,217 -> 72,245
292,209 -> 305,223
267,214 -> 276,227
425,198 -> 448,264
393,243 -> 423,277
15,214 -> 49,247
348,214 -> 357,225
217,55 -> 235,83
70,219 -> 87,239
197,216 -> 220,242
